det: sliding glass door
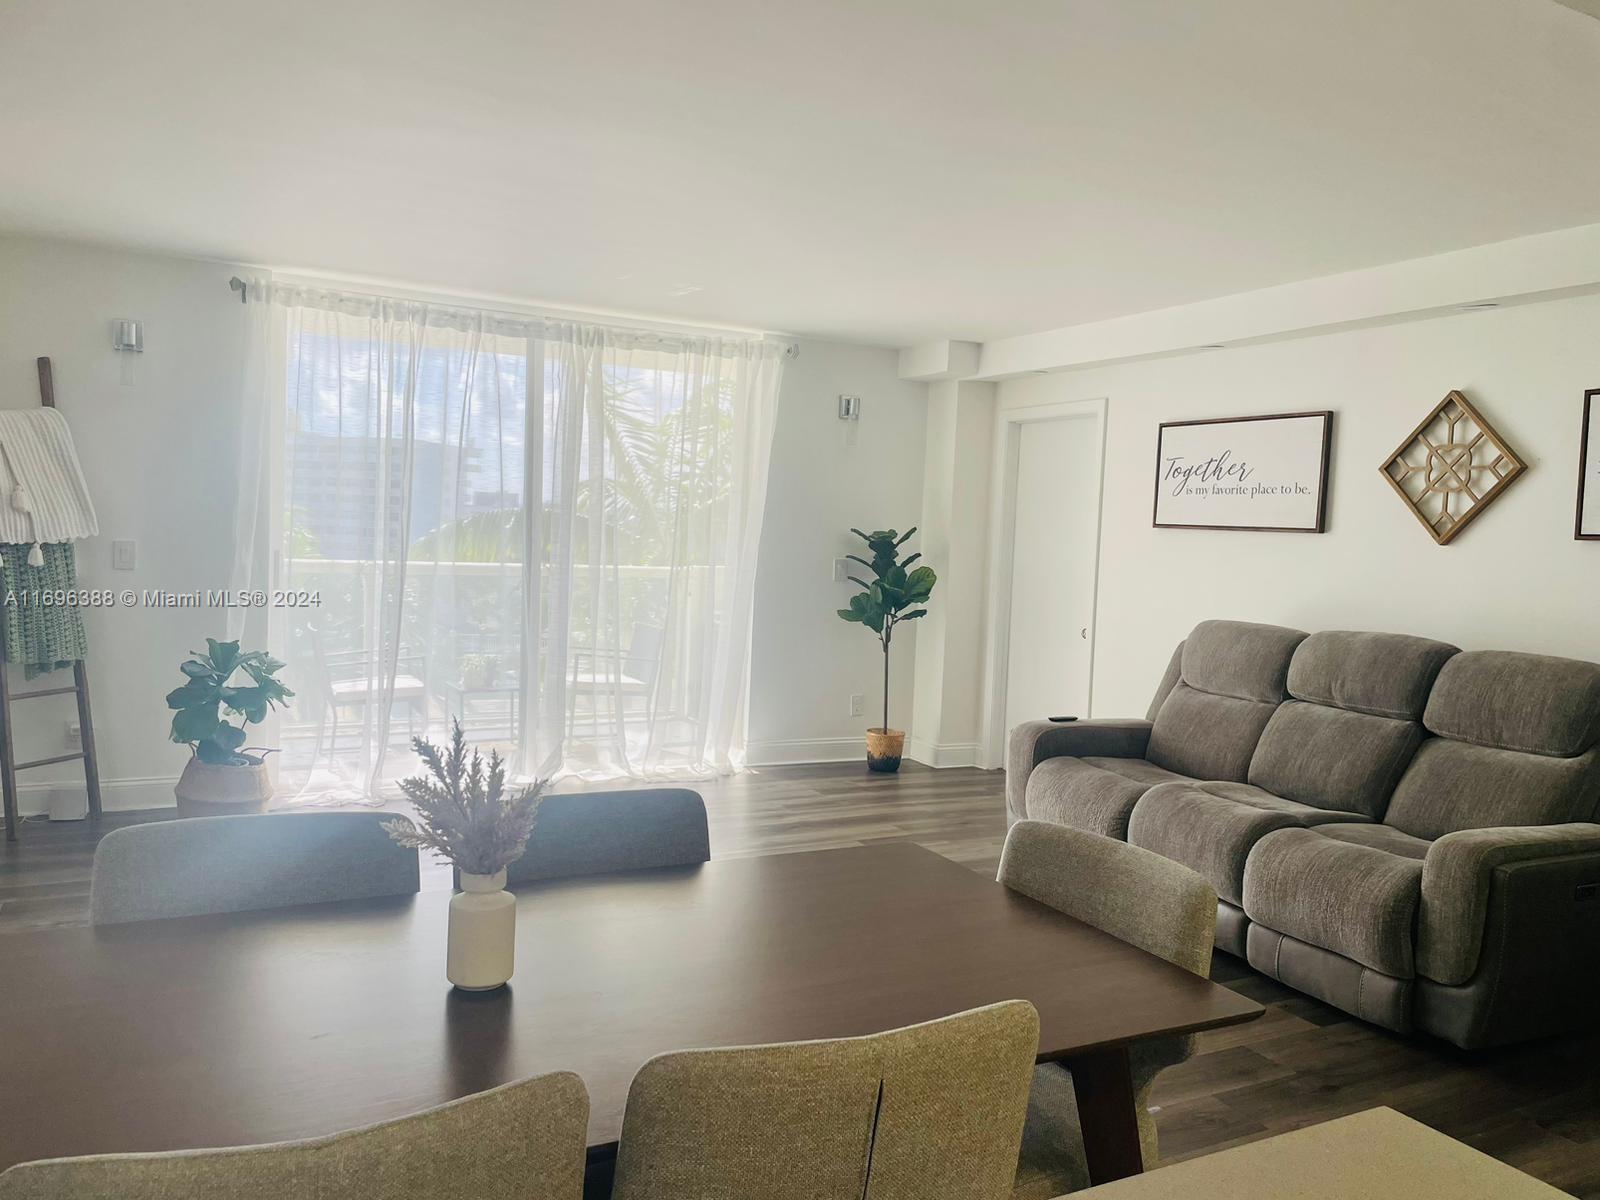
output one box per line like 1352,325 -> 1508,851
261,285 -> 783,802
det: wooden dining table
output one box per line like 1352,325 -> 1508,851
0,841 -> 1262,1186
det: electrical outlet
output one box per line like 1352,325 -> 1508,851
111,539 -> 136,570
65,721 -> 81,749
849,694 -> 864,718
833,557 -> 852,583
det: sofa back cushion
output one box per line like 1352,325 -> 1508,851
1144,641 -> 1185,723
1285,630 -> 1459,721
1385,650 -> 1600,839
1147,621 -> 1307,781
1421,650 -> 1600,756
1247,631 -> 1458,818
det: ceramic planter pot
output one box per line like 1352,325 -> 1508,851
173,757 -> 273,818
448,869 -> 516,991
865,727 -> 905,773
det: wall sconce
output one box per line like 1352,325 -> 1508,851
111,319 -> 143,353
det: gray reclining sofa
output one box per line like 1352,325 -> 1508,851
1007,620 -> 1600,1048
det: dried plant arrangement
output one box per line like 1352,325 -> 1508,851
382,720 -> 545,877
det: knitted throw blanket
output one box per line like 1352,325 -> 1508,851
0,542 -> 88,678
0,409 -> 99,545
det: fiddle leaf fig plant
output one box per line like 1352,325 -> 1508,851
166,638 -> 293,765
836,527 -> 936,733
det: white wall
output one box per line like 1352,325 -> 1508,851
994,294 -> 1600,724
747,341 -> 929,763
0,235 -> 930,808
906,380 -> 993,768
0,235 -> 254,811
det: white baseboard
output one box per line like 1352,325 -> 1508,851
745,735 -> 982,769
904,738 -> 981,768
745,736 -> 865,766
16,776 -> 179,816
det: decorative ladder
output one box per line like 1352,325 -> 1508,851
0,358 -> 104,841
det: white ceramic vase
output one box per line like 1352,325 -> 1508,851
448,869 -> 516,991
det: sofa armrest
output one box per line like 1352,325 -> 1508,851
1418,823 -> 1600,984
1006,719 -> 1153,820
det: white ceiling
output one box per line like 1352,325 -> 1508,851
3,0 -> 1599,346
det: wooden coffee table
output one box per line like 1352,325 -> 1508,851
0,842 -> 1261,1185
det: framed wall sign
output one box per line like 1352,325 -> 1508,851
1153,411 -> 1333,533
1580,388 -> 1600,541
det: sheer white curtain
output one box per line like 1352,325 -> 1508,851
252,283 -> 784,800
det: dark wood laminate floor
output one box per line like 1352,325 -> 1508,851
4,762 -> 1597,1196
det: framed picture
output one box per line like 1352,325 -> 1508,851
1579,388 -> 1600,541
1153,411 -> 1333,532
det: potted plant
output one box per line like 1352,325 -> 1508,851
836,527 -> 936,772
382,722 -> 545,991
459,653 -> 500,689
167,638 -> 293,816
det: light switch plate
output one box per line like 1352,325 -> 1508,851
111,539 -> 136,570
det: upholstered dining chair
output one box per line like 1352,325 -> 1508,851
505,788 -> 710,885
998,820 -> 1217,1198
0,1071 -> 589,1200
609,1000 -> 1039,1200
90,811 -> 421,925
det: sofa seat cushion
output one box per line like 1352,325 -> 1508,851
1243,827 -> 1423,976
1313,823 -> 1432,861
1024,757 -> 1193,839
1128,782 -> 1370,905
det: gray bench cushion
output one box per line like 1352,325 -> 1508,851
1129,781 -> 1368,905
1024,757 -> 1193,839
1244,827 -> 1423,976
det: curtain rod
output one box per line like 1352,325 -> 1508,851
223,276 -> 797,357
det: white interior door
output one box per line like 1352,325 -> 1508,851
1004,414 -> 1101,735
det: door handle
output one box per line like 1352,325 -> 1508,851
1080,628 -> 1088,639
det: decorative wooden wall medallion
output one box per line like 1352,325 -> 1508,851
1380,391 -> 1526,545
